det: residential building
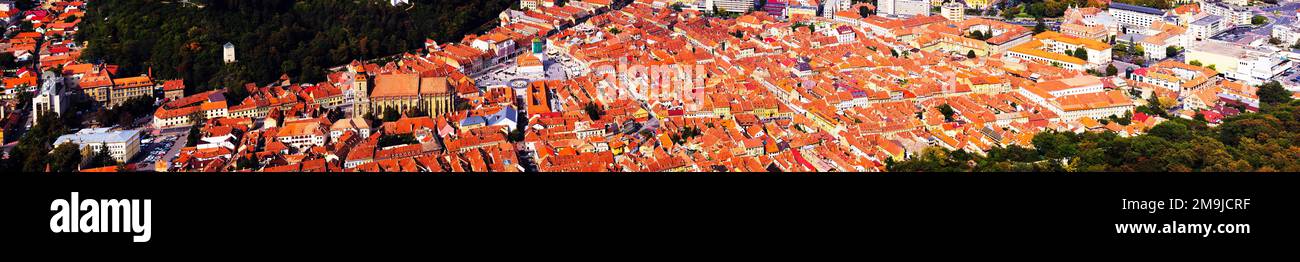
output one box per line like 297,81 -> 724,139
821,0 -> 851,18
330,117 -> 372,141
1006,31 -> 1113,71
521,0 -> 540,10
1204,1 -> 1252,27
940,1 -> 964,22
1138,21 -> 1189,60
108,75 -> 153,108
277,118 -> 329,150
1189,15 -> 1226,41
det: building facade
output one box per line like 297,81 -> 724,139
1109,3 -> 1164,33
368,74 -> 456,117
54,128 -> 142,163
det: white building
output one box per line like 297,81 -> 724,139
520,0 -> 539,10
32,71 -> 66,124
330,117 -> 372,142
714,0 -> 755,13
1186,40 -> 1289,86
1190,15 -> 1226,41
54,128 -> 142,163
276,120 -> 328,151
1109,3 -> 1164,33
940,1 -> 964,22
821,0 -> 852,18
1204,2 -> 1252,27
223,42 -> 236,64
877,0 -> 931,18
1272,12 -> 1300,46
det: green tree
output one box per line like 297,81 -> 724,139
383,107 -> 402,122
584,102 -> 606,121
1258,80 -> 1294,106
1033,17 -> 1046,34
81,0 -> 517,86
1188,60 -> 1202,67
1105,64 -> 1118,76
1165,46 -> 1179,58
1148,121 -> 1191,141
48,142 -> 84,172
1033,131 -> 1078,160
1001,5 -> 1019,20
4,112 -> 70,172
966,50 -> 977,59
186,123 -> 202,147
1073,47 -> 1088,61
88,143 -> 118,168
859,6 -> 873,18
938,103 -> 956,122
1252,15 -> 1268,26
377,133 -> 418,147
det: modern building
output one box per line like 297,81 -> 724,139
54,128 -> 142,163
1185,40 -> 1289,85
714,0 -> 756,13
521,0 -> 539,10
1273,18 -> 1300,46
877,0 -> 931,18
1190,15 -> 1226,41
821,0 -> 852,18
32,71 -> 66,123
940,1 -> 964,22
1109,3 -> 1164,34
1204,1 -> 1252,27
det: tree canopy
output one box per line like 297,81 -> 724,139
80,0 -> 513,98
889,100 -> 1300,172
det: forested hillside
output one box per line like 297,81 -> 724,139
78,0 -> 514,102
888,87 -> 1300,172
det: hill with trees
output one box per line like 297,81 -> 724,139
888,83 -> 1300,172
79,0 -> 514,104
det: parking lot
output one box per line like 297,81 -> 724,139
544,49 -> 586,79
1211,26 -> 1258,43
130,126 -> 191,172
475,61 -> 522,88
1278,63 -> 1300,87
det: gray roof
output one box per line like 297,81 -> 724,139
1117,33 -> 1148,43
1192,15 -> 1223,26
55,128 -> 141,146
1109,3 -> 1164,16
